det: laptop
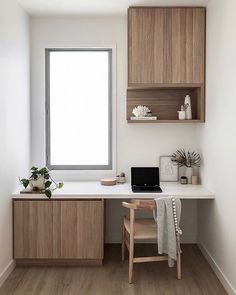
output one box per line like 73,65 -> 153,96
131,167 -> 162,193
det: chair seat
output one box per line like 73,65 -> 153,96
124,217 -> 157,239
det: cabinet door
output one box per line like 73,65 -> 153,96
128,7 -> 205,85
14,200 -> 104,259
14,200 -> 54,259
128,8 -> 156,84
170,8 -> 205,84
60,201 -> 104,259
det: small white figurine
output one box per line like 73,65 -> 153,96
132,105 -> 150,117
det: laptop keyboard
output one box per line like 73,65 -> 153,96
132,186 -> 162,193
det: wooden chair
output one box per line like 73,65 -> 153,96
121,199 -> 181,284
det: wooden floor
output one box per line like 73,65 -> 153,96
0,244 -> 227,295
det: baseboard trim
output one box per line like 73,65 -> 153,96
0,260 -> 16,287
198,243 -> 236,295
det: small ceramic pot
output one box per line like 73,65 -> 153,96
185,167 -> 193,184
30,176 -> 45,191
192,176 -> 198,185
116,176 -> 126,184
178,111 -> 186,120
180,176 -> 188,184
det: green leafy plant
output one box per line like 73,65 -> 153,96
171,149 -> 201,168
20,166 -> 63,199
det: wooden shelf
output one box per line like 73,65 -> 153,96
128,119 -> 204,123
127,85 -> 205,122
127,83 -> 203,90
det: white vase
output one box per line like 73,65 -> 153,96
185,167 -> 193,184
30,176 -> 45,191
184,95 -> 192,120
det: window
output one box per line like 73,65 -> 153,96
45,48 -> 112,170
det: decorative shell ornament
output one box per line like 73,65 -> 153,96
132,105 -> 151,117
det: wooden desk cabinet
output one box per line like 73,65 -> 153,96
13,199 -> 104,265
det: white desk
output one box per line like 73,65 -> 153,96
13,181 -> 214,199
12,181 -> 214,266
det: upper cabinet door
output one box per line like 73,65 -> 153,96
128,7 -> 206,85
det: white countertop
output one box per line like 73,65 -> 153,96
13,181 -> 214,200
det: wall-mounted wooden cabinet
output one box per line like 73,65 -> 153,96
13,200 -> 104,265
127,7 -> 206,122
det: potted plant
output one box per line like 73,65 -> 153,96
20,166 -> 63,199
171,149 -> 201,184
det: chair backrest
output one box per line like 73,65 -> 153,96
122,199 -> 156,210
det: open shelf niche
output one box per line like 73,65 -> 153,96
127,84 -> 205,123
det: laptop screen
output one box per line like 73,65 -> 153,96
131,167 -> 160,186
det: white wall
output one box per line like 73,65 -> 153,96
30,16 -> 200,243
198,0 -> 236,293
0,0 -> 30,285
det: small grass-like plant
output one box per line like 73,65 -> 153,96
171,149 -> 201,168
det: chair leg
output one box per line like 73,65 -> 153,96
128,234 -> 134,284
121,218 -> 126,261
177,252 -> 181,279
128,209 -> 135,284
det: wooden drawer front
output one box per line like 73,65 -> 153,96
14,200 -> 104,259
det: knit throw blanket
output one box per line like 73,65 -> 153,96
153,197 -> 182,267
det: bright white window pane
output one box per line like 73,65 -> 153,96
48,50 -> 111,167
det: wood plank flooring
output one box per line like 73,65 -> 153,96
0,244 -> 227,295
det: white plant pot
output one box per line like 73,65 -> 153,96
185,167 -> 193,184
30,176 -> 45,191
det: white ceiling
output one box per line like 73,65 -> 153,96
18,0 -> 209,16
